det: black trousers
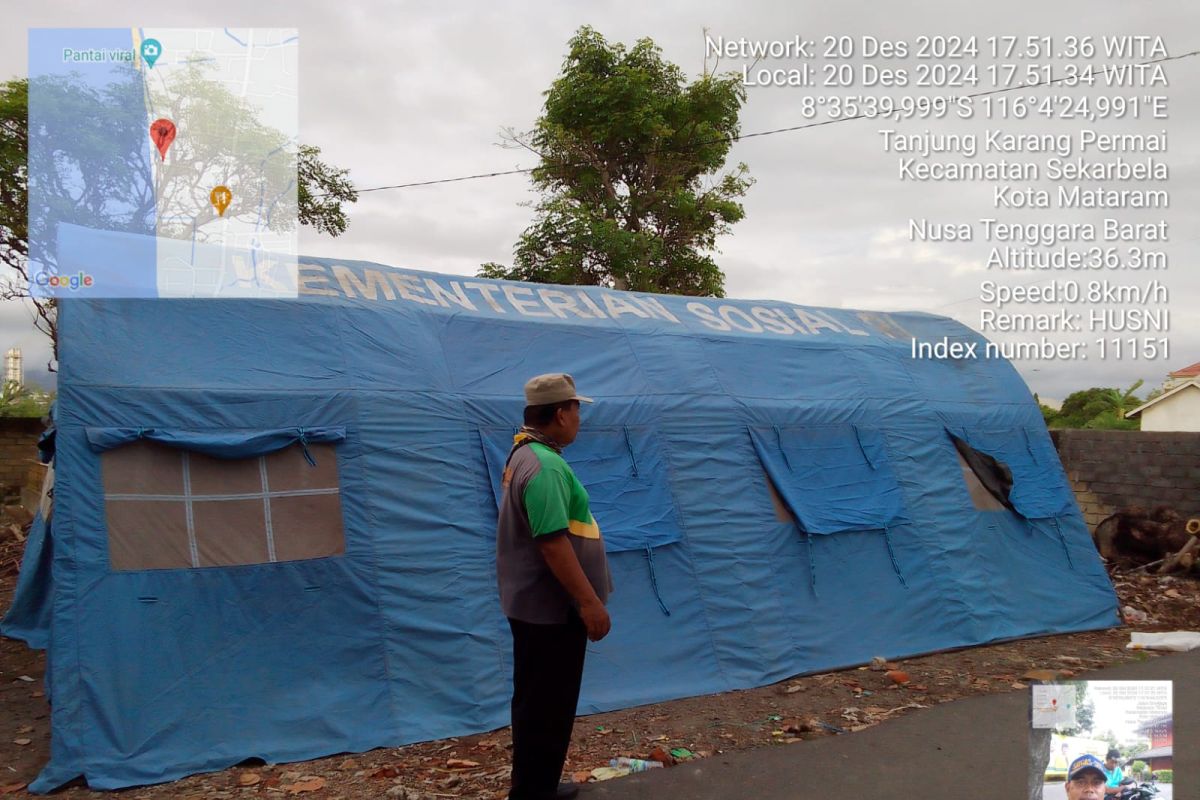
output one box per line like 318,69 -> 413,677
507,610 -> 588,800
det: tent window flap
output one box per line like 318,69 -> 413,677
102,439 -> 345,571
948,428 -> 1073,519
749,425 -> 907,534
86,426 -> 346,459
479,427 -> 682,553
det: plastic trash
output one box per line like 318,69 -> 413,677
609,757 -> 664,772
1122,605 -> 1150,624
1126,631 -> 1200,652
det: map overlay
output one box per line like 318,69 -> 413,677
29,28 -> 299,298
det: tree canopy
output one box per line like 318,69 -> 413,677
1048,381 -> 1144,430
481,26 -> 752,296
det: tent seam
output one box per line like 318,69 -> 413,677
330,305 -> 402,735
653,429 -> 732,690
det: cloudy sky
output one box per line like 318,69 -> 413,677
4,1 -> 1198,401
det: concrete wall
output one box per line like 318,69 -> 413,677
0,416 -> 46,505
1051,429 -> 1200,529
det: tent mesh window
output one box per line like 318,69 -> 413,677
947,429 -> 1073,519
101,441 -> 344,570
953,447 -> 1011,511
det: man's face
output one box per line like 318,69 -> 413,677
1065,771 -> 1106,800
1105,757 -> 1117,770
555,401 -> 582,445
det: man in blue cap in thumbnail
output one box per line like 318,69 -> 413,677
1065,754 -> 1107,800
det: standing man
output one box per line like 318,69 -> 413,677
496,373 -> 613,800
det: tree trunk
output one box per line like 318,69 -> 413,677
1028,727 -> 1051,800
1158,535 -> 1199,574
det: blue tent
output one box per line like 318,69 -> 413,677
3,254 -> 1119,791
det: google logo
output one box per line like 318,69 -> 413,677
35,271 -> 94,290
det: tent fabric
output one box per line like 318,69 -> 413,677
0,248 -> 1119,792
945,426 -> 1075,519
749,425 -> 908,534
1,511 -> 53,649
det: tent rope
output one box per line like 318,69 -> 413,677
297,429 -> 316,467
643,545 -> 670,616
804,529 -> 818,599
774,426 -> 792,472
623,427 -> 640,477
852,424 -> 876,470
882,525 -> 908,587
1052,517 -> 1073,569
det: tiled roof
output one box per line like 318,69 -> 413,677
1169,361 -> 1200,377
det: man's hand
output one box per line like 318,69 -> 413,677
536,533 -> 611,640
579,597 -> 611,641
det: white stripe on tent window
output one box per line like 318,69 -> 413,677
102,441 -> 345,571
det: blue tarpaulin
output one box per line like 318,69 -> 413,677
2,249 -> 1119,791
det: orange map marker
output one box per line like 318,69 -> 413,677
210,186 -> 232,217
150,119 -> 176,161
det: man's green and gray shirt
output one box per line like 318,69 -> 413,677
496,437 -> 613,624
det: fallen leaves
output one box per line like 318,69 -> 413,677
0,783 -> 28,795
237,773 -> 261,786
12,738 -> 31,746
885,670 -> 910,685
282,776 -> 325,794
648,746 -> 672,764
446,758 -> 480,768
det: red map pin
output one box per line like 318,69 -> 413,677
150,119 -> 177,161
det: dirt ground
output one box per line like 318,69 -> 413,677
2,531 -> 1197,799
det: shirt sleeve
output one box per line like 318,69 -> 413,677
522,460 -> 571,536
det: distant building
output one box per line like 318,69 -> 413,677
1126,380 -> 1200,431
4,347 -> 21,386
1163,361 -> 1200,391
1129,713 -> 1172,772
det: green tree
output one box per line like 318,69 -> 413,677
0,75 -> 357,361
1050,381 -> 1144,430
1034,393 -> 1058,425
481,26 -> 752,296
1059,682 -> 1094,736
0,380 -> 52,417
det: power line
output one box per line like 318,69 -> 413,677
319,48 -> 1200,197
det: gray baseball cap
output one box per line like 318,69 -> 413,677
524,373 -> 594,405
